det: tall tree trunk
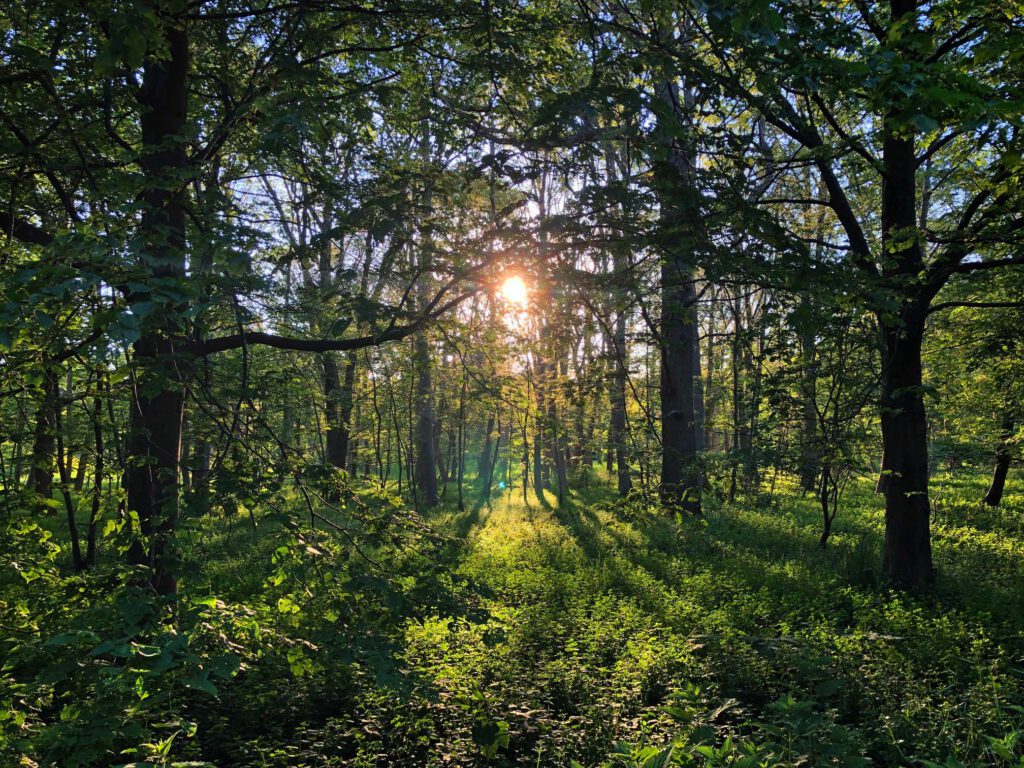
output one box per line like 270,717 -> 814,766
743,307 -> 762,487
124,12 -> 189,596
878,0 -> 933,589
606,148 -> 633,496
610,284 -> 633,496
984,414 -> 1014,507
654,78 -> 702,514
318,211 -> 357,480
412,112 -> 439,508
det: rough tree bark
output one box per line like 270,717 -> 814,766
878,309 -> 933,587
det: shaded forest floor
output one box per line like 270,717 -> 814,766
5,469 -> 1024,766
192,469 -> 1024,766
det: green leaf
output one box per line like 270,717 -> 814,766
183,672 -> 218,697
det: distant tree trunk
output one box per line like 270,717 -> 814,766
799,298 -> 819,493
874,451 -> 889,494
693,302 -> 706,459
86,392 -> 103,567
322,353 -> 345,471
743,309 -> 762,487
533,359 -> 547,501
480,417 -> 503,504
478,414 -> 495,489
603,332 -> 615,474
729,298 -> 742,503
413,329 -> 438,507
610,291 -> 633,496
704,294 -> 717,450
457,373 -> 467,512
318,210 -> 357,482
436,411 -> 450,498
605,416 -> 614,473
179,418 -> 192,490
549,357 -> 570,505
12,436 -> 25,490
192,439 -> 211,486
571,327 -> 590,472
412,111 -> 439,508
321,349 -> 358,481
521,418 -> 530,504
818,461 -> 836,547
73,452 -> 89,492
28,363 -> 58,507
444,422 -> 456,493
339,352 -> 358,467
984,414 -> 1014,507
533,435 -> 544,500
55,402 -> 84,570
279,270 -> 296,479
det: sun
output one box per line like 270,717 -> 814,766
499,275 -> 529,306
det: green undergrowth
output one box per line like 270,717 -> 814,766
3,470 -> 1024,766
388,472 -> 1024,767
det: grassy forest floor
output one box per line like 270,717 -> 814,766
5,469 -> 1024,766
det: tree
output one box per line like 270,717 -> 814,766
687,0 -> 1024,586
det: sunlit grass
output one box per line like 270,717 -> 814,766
389,467 -> 1024,765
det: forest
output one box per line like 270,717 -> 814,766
1,0 -> 1023,765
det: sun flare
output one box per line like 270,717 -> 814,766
500,275 -> 529,306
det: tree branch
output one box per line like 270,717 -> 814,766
0,212 -> 54,246
195,291 -> 472,356
928,299 -> 1024,315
